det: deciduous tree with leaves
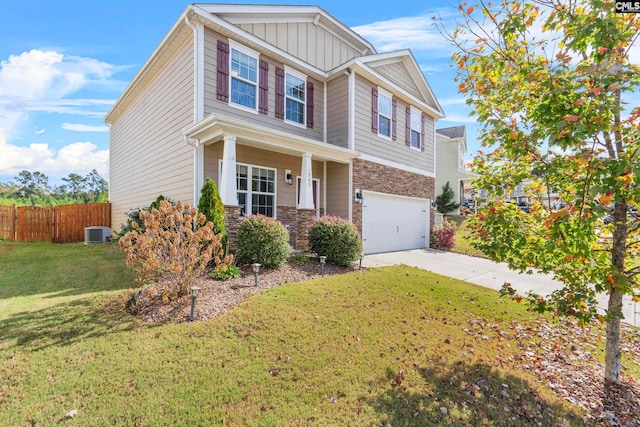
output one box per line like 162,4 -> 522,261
438,0 -> 639,385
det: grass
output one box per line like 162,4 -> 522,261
451,219 -> 487,258
0,241 -> 634,425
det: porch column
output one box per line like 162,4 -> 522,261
298,152 -> 314,209
219,135 -> 238,206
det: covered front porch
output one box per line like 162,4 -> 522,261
184,113 -> 358,250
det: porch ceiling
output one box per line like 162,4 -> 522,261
184,113 -> 357,163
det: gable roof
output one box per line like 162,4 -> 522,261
437,126 -> 466,139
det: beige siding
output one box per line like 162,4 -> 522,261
435,138 -> 466,207
235,22 -> 360,71
203,144 -> 323,212
326,75 -> 349,148
372,62 -> 424,101
203,28 -> 324,142
109,35 -> 195,229
353,76 -> 435,174
325,162 -> 349,219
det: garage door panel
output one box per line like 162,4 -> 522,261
362,192 -> 430,254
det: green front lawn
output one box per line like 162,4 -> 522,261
0,241 -> 632,425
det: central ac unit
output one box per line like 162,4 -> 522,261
85,226 -> 111,243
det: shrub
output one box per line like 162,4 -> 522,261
115,195 -> 174,241
209,264 -> 242,280
309,216 -> 362,267
198,178 -> 227,250
436,181 -> 460,214
236,215 -> 290,268
430,221 -> 456,251
288,253 -> 311,266
118,200 -> 221,298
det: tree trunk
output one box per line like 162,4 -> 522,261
604,290 -> 623,383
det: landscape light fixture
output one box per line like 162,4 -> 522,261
189,286 -> 201,322
359,252 -> 364,270
319,256 -> 327,275
252,263 -> 261,287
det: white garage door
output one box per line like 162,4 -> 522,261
361,191 -> 430,254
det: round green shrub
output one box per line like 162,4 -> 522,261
309,216 -> 362,267
237,215 -> 290,268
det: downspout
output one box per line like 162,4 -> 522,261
185,14 -> 205,206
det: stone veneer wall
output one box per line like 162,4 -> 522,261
224,206 -> 242,252
277,206 -> 298,247
351,158 -> 436,233
296,209 -> 316,252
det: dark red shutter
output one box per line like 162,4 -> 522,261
421,113 -> 426,152
391,98 -> 397,141
275,67 -> 285,119
371,87 -> 378,133
259,60 -> 268,114
405,106 -> 411,146
216,40 -> 229,102
306,81 -> 314,128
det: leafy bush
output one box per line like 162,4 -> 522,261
115,195 -> 174,241
309,216 -> 362,267
209,264 -> 242,280
288,253 -> 311,266
198,178 -> 227,250
430,221 -> 456,251
236,215 -> 290,268
118,200 -> 221,298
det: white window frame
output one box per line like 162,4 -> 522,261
284,66 -> 307,128
377,87 -> 392,140
218,160 -> 277,218
228,40 -> 259,114
409,106 -> 421,150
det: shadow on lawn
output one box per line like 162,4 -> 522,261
367,361 -> 585,426
0,296 -> 139,352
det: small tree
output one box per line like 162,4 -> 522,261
435,181 -> 460,214
198,178 -> 227,249
118,200 -> 220,298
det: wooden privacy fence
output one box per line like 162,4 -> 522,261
0,203 -> 111,243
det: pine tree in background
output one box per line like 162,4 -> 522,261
435,181 -> 460,214
198,178 -> 227,250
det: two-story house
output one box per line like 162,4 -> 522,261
435,126 -> 469,215
106,4 -> 445,254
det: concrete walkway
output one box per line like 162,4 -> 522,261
362,249 -> 638,326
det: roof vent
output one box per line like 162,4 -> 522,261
85,226 -> 111,243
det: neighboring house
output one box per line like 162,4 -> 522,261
435,126 -> 468,214
106,4 -> 444,254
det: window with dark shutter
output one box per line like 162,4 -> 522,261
421,113 -> 426,152
258,60 -> 268,114
405,106 -> 411,146
371,87 -> 378,133
391,98 -> 397,141
275,67 -> 285,119
217,40 -> 229,102
306,81 -> 314,128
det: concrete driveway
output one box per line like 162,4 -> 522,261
362,249 -> 638,327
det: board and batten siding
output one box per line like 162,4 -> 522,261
353,75 -> 435,174
326,75 -> 349,148
109,35 -> 195,229
236,22 -> 360,72
371,62 -> 424,102
203,28 -> 324,142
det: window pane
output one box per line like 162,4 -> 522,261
237,192 -> 247,216
411,130 -> 421,148
411,110 -> 421,130
231,49 -> 257,82
286,98 -> 304,124
286,74 -> 305,101
231,78 -> 256,109
379,94 -> 392,116
379,116 -> 391,137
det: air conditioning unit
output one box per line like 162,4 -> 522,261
84,226 -> 111,243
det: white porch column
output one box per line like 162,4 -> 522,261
219,135 -> 238,206
298,152 -> 314,209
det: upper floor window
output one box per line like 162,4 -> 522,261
285,67 -> 306,126
378,89 -> 392,138
409,106 -> 421,150
229,42 -> 259,111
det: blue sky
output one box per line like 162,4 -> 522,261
0,0 -> 476,185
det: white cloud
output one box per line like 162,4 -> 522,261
61,123 -> 109,132
34,127 -> 45,135
0,130 -> 108,178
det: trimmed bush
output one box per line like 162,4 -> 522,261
198,178 -> 227,250
430,221 -> 456,251
309,216 -> 362,267
236,215 -> 290,268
